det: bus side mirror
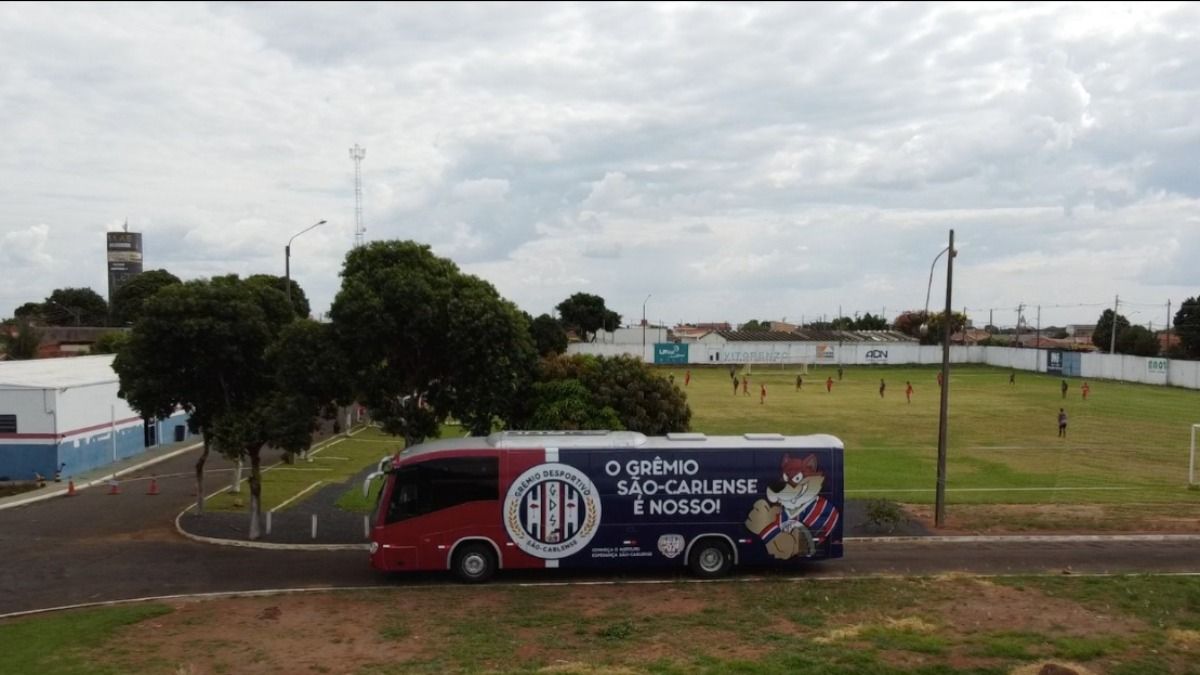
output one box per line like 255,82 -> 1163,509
363,471 -> 382,498
378,456 -> 392,474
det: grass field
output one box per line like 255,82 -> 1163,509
203,426 -> 402,513
6,575 -> 1199,674
665,364 -> 1200,510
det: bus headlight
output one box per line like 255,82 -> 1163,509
369,542 -> 379,554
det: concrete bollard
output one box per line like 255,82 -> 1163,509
363,515 -> 370,539
265,511 -> 272,535
311,513 -> 318,540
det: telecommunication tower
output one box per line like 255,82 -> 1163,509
350,144 -> 366,247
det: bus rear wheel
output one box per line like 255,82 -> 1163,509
453,543 -> 497,584
688,538 -> 733,579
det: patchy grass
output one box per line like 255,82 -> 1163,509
0,604 -> 172,675
28,575 -> 1190,674
204,426 -> 399,513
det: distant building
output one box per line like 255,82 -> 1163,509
106,230 -> 143,305
1064,324 -> 1096,338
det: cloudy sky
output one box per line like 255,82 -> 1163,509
2,2 -> 1197,330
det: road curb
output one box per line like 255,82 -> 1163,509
173,427 -> 374,551
0,441 -> 204,512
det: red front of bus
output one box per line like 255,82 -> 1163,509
368,448 -> 544,573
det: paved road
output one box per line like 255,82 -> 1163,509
3,445 -> 1199,615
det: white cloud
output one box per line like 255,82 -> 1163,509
2,2 -> 1200,328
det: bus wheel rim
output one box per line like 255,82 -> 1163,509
700,548 -> 723,572
464,554 -> 487,576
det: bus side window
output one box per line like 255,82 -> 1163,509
385,457 -> 499,524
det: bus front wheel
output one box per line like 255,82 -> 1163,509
688,538 -> 733,579
453,543 -> 497,583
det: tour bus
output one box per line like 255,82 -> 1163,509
363,430 -> 843,582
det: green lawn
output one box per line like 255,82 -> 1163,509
204,425 -> 402,513
665,364 -> 1200,506
0,604 -> 172,675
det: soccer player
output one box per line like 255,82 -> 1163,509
795,374 -> 802,391
760,383 -> 767,404
733,376 -> 739,395
1081,381 -> 1090,400
837,366 -> 844,381
905,381 -> 913,403
826,376 -> 833,393
937,371 -> 944,389
879,378 -> 886,398
1058,408 -> 1068,438
743,374 -> 750,396
685,370 -> 691,387
1061,379 -> 1068,399
1009,370 -> 1015,385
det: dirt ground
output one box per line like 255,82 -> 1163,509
86,577 -> 1196,675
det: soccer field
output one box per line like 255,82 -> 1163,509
662,364 -> 1200,506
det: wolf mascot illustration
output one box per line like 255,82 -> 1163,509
744,453 -> 840,559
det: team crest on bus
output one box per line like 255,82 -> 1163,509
657,534 -> 685,559
504,463 -> 602,559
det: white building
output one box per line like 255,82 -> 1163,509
0,355 -> 192,481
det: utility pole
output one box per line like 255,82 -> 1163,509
1110,295 -> 1119,354
1016,304 -> 1025,347
1036,305 -> 1041,349
1168,300 -> 1172,351
989,308 -> 993,330
935,229 -> 955,528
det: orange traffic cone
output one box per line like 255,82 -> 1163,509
107,480 -> 121,495
66,479 -> 77,497
147,477 -> 160,496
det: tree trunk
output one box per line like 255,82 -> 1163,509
248,447 -> 263,540
194,434 -> 211,514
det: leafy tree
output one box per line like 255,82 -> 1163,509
247,274 -> 310,319
1092,309 -> 1131,353
1119,325 -> 1160,357
42,287 -> 109,326
89,331 -> 130,355
13,302 -> 43,321
114,277 -> 292,518
830,317 -> 854,330
530,313 -> 568,356
330,241 -> 537,446
556,292 -> 619,342
109,270 -> 181,325
925,311 -> 968,345
1,319 -> 42,359
527,379 -> 623,430
893,310 -> 930,340
516,354 -> 691,435
853,313 -> 889,330
739,319 -> 771,331
1175,297 -> 1200,358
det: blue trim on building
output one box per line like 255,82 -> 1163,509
0,411 -> 193,481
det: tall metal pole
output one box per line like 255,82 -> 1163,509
935,229 -> 954,528
285,220 -> 327,314
1167,300 -> 1172,351
1036,305 -> 1041,349
642,294 -> 652,362
1109,295 -> 1119,354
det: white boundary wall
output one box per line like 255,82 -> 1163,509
567,342 -> 1200,390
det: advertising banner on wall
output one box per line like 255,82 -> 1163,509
654,343 -> 689,364
1147,358 -> 1168,381
1046,350 -> 1064,374
863,348 -> 888,364
816,344 -> 836,361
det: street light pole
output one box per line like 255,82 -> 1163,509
285,220 -> 327,314
642,293 -> 652,362
935,229 -> 955,528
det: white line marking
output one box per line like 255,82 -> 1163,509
271,467 -> 334,472
270,481 -> 324,513
316,456 -> 349,461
